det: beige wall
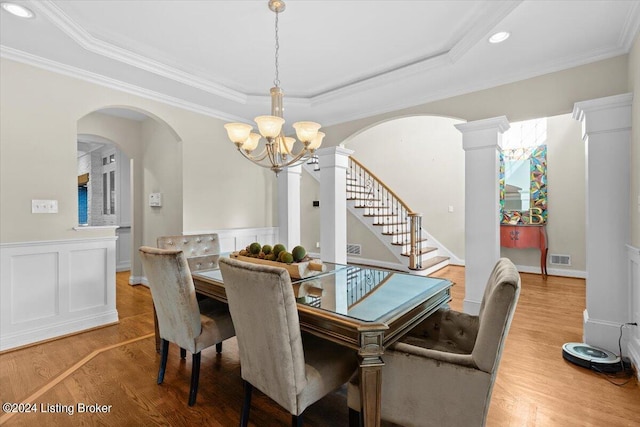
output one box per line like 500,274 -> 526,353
344,116 -> 466,259
0,58 -> 277,277
316,56 -> 628,273
501,114 -> 585,271
142,119 -> 183,246
630,33 -> 640,248
322,55 -> 628,149
1,51 -> 633,273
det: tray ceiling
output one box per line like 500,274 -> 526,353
1,0 -> 639,126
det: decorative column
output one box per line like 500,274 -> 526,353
317,146 -> 354,264
455,117 -> 509,315
573,93 -> 632,353
277,165 -> 301,249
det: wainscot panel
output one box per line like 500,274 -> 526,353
0,237 -> 118,351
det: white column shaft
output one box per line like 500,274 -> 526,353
277,165 -> 301,249
573,93 -> 633,352
455,117 -> 509,314
317,147 -> 354,264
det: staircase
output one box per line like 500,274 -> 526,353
304,156 -> 450,274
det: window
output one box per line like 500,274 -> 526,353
102,151 -> 116,216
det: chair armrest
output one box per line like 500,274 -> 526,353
391,341 -> 477,368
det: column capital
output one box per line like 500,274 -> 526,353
454,116 -> 510,134
572,93 -> 632,136
455,116 -> 510,151
316,146 -> 354,169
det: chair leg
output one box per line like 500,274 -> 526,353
348,408 -> 361,427
188,352 -> 201,406
240,381 -> 253,427
157,339 -> 169,384
216,342 -> 223,353
180,348 -> 186,359
292,414 -> 303,427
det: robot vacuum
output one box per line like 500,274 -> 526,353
562,342 -> 622,373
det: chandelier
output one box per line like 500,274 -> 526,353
223,0 -> 324,175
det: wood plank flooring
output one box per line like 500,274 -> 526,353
1,267 -> 638,426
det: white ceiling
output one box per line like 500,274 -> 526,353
1,0 -> 639,129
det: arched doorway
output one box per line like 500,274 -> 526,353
77,106 -> 182,283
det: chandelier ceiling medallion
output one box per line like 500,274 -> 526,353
224,0 -> 324,175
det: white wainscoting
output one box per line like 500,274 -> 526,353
627,245 -> 640,380
116,226 -> 131,272
0,237 -> 118,351
187,227 -> 278,253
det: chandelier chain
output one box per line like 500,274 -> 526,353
274,10 -> 280,87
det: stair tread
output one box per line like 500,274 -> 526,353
401,246 -> 437,256
391,238 -> 428,245
382,231 -> 411,236
410,256 -> 450,271
373,222 -> 407,226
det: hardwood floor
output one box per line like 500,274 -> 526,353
1,267 -> 638,426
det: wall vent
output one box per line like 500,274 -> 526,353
347,244 -> 362,256
550,254 -> 571,266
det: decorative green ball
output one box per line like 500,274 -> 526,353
272,243 -> 286,258
249,242 -> 261,255
292,245 -> 306,262
262,244 -> 272,255
280,252 -> 294,264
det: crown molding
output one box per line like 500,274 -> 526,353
0,46 -> 246,123
619,1 -> 640,51
29,0 -> 248,104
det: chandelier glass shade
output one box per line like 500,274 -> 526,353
223,0 -> 324,175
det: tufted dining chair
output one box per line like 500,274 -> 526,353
219,257 -> 358,427
348,257 -> 521,427
139,246 -> 235,406
157,233 -> 221,272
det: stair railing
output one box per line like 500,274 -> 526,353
348,157 -> 423,270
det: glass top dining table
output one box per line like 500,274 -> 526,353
190,255 -> 452,427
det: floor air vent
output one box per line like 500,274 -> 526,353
347,244 -> 362,256
550,254 -> 571,266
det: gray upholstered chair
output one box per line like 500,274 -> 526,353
218,257 -> 358,427
348,257 -> 521,427
157,233 -> 220,272
139,246 -> 235,406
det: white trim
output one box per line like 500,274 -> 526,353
513,264 -> 587,279
30,0 -> 247,104
626,244 -> 640,378
0,236 -> 118,248
0,46 -> 246,124
1,237 -> 118,351
0,311 -> 118,351
73,225 -> 119,231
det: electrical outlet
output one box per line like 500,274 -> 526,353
316,242 -> 320,248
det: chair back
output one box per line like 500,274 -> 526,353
157,233 -> 220,271
473,257 -> 521,373
219,257 -> 307,413
139,246 -> 202,353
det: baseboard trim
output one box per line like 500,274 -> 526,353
0,310 -> 119,352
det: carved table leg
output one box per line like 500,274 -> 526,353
358,330 -> 385,427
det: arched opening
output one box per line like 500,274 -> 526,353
77,106 -> 182,283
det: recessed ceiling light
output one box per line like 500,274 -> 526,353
1,2 -> 35,19
489,31 -> 510,44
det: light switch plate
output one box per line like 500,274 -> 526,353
32,199 -> 58,213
